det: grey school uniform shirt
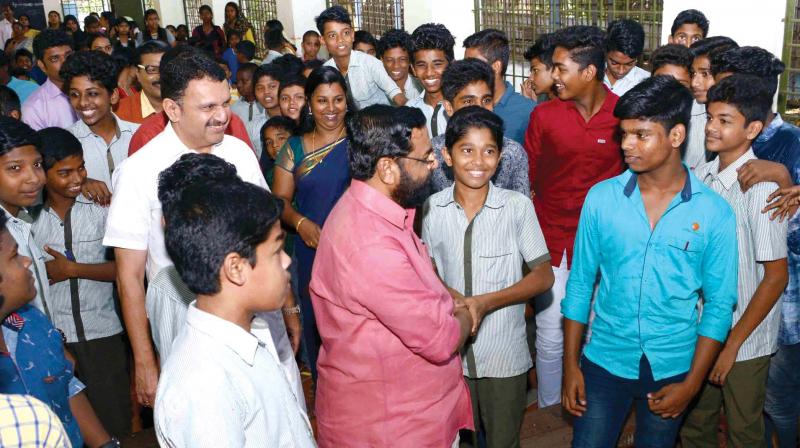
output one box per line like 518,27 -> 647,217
422,182 -> 550,377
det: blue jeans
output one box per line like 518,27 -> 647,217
765,342 -> 800,448
572,355 -> 687,448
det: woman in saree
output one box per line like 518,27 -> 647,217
223,2 -> 254,43
273,66 -> 353,381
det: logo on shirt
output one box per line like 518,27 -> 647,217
597,139 -> 606,144
692,222 -> 700,231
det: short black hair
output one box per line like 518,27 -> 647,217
83,15 -> 99,27
315,6 -> 351,34
377,28 -> 412,58
671,9 -> 709,37
347,105 -> 426,181
226,28 -> 242,42
160,154 -> 283,295
135,39 -> 169,65
463,28 -> 510,75
112,46 -> 136,68
302,30 -> 319,41
236,40 -> 256,60
253,64 -> 281,85
144,9 -> 158,19
614,75 -> 694,153
198,4 -> 212,15
690,35 -> 738,58
552,25 -> 606,80
237,62 -> 258,78
0,116 -> 40,157
37,127 -> 82,171
86,32 -> 107,49
32,29 -> 73,61
59,50 -> 119,94
441,58 -> 495,104
271,53 -> 304,78
303,58 -> 323,72
606,19 -> 644,59
354,30 -> 377,50
260,115 -> 296,157
160,46 -> 226,102
706,73 -> 773,126
524,32 -> 556,68
651,44 -> 693,74
444,106 -> 504,152
14,48 -> 32,62
711,46 -> 785,97
0,86 -> 19,117
410,23 -> 455,63
278,74 -> 306,95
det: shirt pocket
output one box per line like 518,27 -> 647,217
73,219 -> 107,263
477,250 -> 515,291
662,234 -> 705,296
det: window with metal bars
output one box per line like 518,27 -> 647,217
183,0 -> 203,32
780,0 -> 800,115
239,0 -> 278,58
473,0 -> 662,92
326,0 -> 403,37
142,0 -> 156,13
61,0 -> 111,24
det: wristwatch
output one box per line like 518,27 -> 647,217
99,437 -> 121,448
282,305 -> 301,315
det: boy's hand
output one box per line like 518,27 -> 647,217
738,159 -> 791,193
562,362 -> 587,417
463,297 -> 487,335
708,344 -> 738,386
44,245 -> 75,284
82,178 -> 112,206
764,185 -> 800,222
283,311 -> 302,355
521,79 -> 535,100
647,380 -> 698,418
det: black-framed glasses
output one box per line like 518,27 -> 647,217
395,150 -> 435,168
137,64 -> 159,75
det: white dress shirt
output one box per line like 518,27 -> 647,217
603,65 -> 650,97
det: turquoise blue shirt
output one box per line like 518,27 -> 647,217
7,76 -> 38,105
562,168 -> 738,380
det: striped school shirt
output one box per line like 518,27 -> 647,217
422,182 -> 550,378
695,149 -> 788,361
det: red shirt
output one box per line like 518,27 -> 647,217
128,111 -> 254,156
524,89 -> 624,268
309,180 -> 473,447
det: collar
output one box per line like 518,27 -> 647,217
347,49 -> 364,68
0,204 -> 32,225
564,84 -> 616,115
496,81 -> 515,108
701,148 -> 755,190
2,312 -> 24,332
185,302 -> 260,366
621,164 -> 696,202
71,113 -> 128,139
140,91 -> 157,118
433,181 -> 505,209
42,79 -> 65,99
757,113 -> 784,144
350,180 -> 412,230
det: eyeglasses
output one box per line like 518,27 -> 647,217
137,64 -> 159,75
395,151 -> 435,168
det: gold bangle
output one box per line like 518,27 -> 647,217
295,217 -> 307,232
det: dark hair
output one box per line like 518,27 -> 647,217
377,28 -> 412,59
614,75 -> 694,153
444,106 -> 504,151
226,28 -> 241,42
59,50 -> 119,94
112,46 -> 136,67
198,5 -> 213,16
410,23 -> 455,63
706,74 -> 772,126
236,61 -> 258,78
0,86 -> 19,117
160,46 -> 226,102
83,15 -> 99,27
606,19 -> 644,59
259,115 -> 296,175
32,29 -> 73,61
524,32 -> 556,68
0,50 -> 7,68
135,39 -> 169,65
252,64 -> 281,86
271,53 -> 304,78
279,74 -> 306,95
303,30 -> 319,41
14,48 -> 32,62
114,16 -> 129,27
225,2 -> 240,17
0,116 -> 40,157
302,66 -> 355,133
463,28 -> 510,75
37,127 -> 82,171
347,105 -> 426,180
18,14 -> 29,22
236,40 -> 256,60
160,154 -> 283,295
354,30 -> 377,51
651,44 -> 693,74
710,46 -> 785,97
100,11 -> 114,23
86,32 -> 109,50
315,6 -> 351,34
441,58 -> 495,103
264,20 -> 287,51
690,35 -> 738,58
144,9 -> 159,19
552,25 -> 606,80
303,58 -> 323,72
671,9 -> 709,37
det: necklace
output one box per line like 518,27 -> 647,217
311,126 -> 345,152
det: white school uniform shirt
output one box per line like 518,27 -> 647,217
67,114 -> 139,190
155,303 -> 315,448
103,123 -> 302,394
407,90 -> 447,139
602,65 -> 649,97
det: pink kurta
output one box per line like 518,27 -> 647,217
310,180 -> 473,447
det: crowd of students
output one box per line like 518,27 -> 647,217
0,3 -> 798,448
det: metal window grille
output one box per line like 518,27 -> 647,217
780,0 -> 800,114
240,0 -> 278,58
61,0 -> 111,24
142,0 -> 156,13
326,0 -> 403,37
474,0 -> 663,93
183,0 -> 203,32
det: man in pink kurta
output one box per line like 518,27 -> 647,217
310,105 -> 473,447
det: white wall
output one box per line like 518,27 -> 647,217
275,0 -> 326,47
661,0 -> 785,60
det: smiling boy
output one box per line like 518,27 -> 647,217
378,28 -> 422,101
408,23 -> 455,139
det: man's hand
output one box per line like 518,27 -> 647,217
81,178 -> 112,206
708,344 -> 738,386
562,362 -> 587,417
447,287 -> 467,310
43,245 -> 75,284
764,185 -> 800,222
738,159 -> 791,193
647,381 -> 698,419
283,310 -> 302,354
463,297 -> 487,336
134,359 -> 159,407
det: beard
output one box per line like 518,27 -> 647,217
392,164 -> 433,209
